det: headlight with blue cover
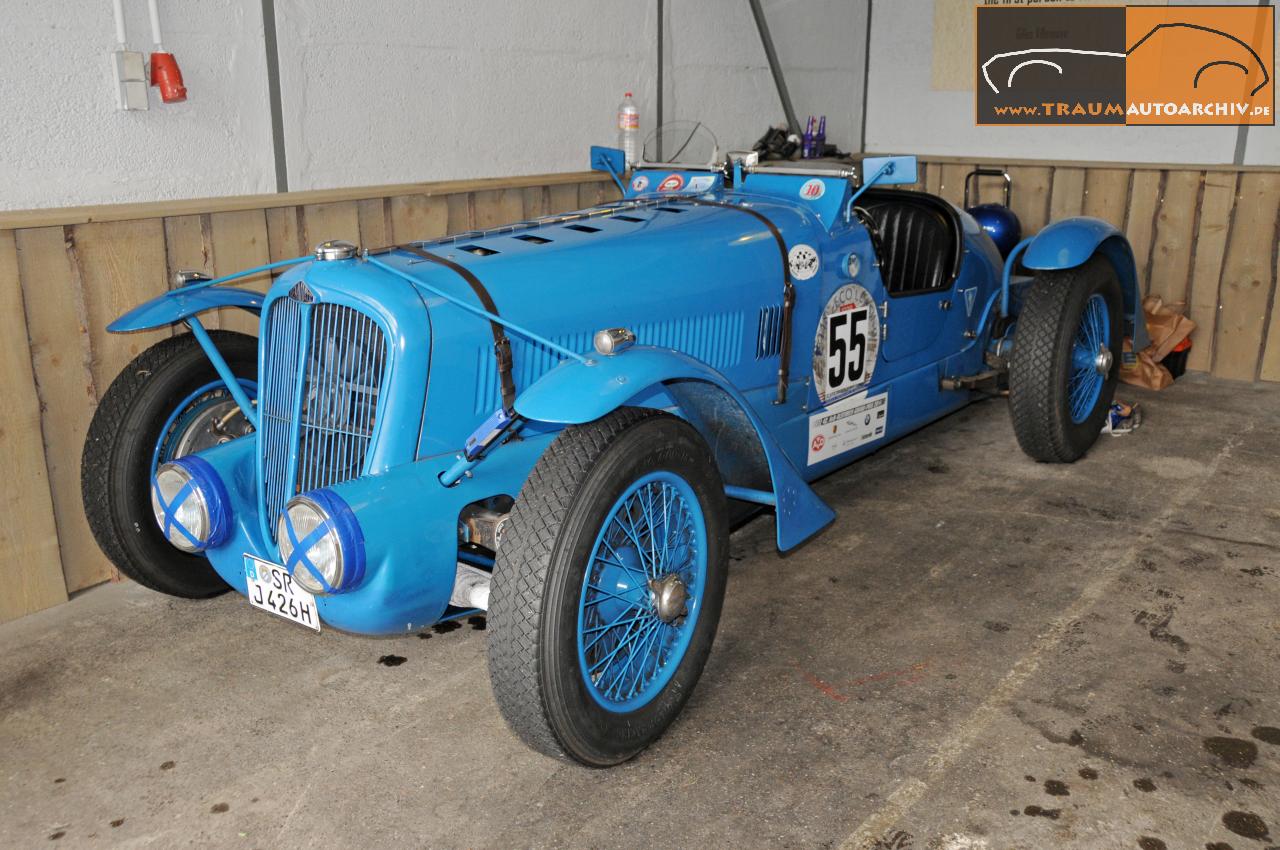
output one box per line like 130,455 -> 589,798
150,456 -> 231,552
277,489 -> 366,595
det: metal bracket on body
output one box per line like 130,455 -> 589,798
439,407 -> 521,487
846,160 -> 895,214
1001,236 -> 1035,318
185,316 -> 259,429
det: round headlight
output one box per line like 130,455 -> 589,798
277,490 -> 365,595
150,457 -> 230,552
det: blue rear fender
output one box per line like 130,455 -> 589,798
1021,217 -> 1150,350
514,346 -> 836,551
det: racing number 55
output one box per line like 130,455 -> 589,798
827,307 -> 868,392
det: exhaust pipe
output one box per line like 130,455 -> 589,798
449,562 -> 491,610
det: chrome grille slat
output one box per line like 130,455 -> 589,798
260,296 -> 388,541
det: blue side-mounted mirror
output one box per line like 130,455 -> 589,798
590,145 -> 627,194
860,155 -> 918,187
590,146 -> 626,176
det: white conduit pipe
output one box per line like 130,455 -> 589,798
111,0 -> 127,47
147,0 -> 164,51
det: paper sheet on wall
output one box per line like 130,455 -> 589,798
930,0 -> 1168,92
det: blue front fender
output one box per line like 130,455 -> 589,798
515,346 -> 835,552
107,286 -> 263,333
1022,217 -> 1149,350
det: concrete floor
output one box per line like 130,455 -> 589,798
2,373 -> 1278,849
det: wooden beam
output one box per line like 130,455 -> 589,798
1214,172 -> 1280,381
1185,173 -> 1238,374
14,226 -> 115,592
1125,170 -> 1163,296
0,172 -> 616,230
1147,170 -> 1201,303
1082,169 -> 1130,226
388,195 -> 448,244
1049,167 -> 1086,221
0,230 -> 69,621
912,154 -> 1279,175
210,210 -> 272,337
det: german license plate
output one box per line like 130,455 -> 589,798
244,555 -> 320,632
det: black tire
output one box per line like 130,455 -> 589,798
81,330 -> 258,598
487,408 -> 729,766
1008,255 -> 1122,462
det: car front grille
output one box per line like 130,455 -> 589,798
259,293 -> 388,540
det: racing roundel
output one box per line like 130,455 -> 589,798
658,174 -> 685,192
788,244 -> 820,281
812,283 -> 880,404
631,174 -> 649,192
799,178 -> 825,200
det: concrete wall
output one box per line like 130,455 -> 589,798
663,0 -> 870,156
5,0 -> 1271,211
1,0 -> 656,210
1,0 -> 275,210
865,0 -> 1279,166
274,0 -> 657,191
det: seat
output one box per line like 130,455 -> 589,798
859,190 -> 963,296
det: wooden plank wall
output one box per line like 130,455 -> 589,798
0,172 -> 618,622
1,158 -> 1277,621
903,157 -> 1280,379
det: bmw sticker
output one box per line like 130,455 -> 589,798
631,174 -> 649,192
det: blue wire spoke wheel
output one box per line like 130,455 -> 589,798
577,471 -> 709,712
1067,294 -> 1111,424
1008,255 -> 1122,463
487,409 -> 728,766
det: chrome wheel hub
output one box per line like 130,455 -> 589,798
649,574 -> 689,624
1094,346 -> 1113,376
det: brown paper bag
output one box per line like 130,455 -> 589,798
1142,296 -> 1195,362
1118,298 -> 1196,390
1119,337 -> 1174,390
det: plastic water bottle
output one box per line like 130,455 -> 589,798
617,92 -> 639,167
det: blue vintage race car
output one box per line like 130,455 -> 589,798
82,146 -> 1147,765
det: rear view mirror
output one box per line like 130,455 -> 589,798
860,155 -> 918,187
590,146 -> 626,176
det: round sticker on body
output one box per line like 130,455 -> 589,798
658,174 -> 685,192
812,283 -> 880,404
631,174 -> 649,192
788,244 -> 820,281
799,178 -> 825,200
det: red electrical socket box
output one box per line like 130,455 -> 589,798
150,52 -> 187,103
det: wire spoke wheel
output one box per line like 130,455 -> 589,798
1008,255 -> 1122,463
578,472 -> 707,712
488,409 -> 728,766
1067,294 -> 1111,424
